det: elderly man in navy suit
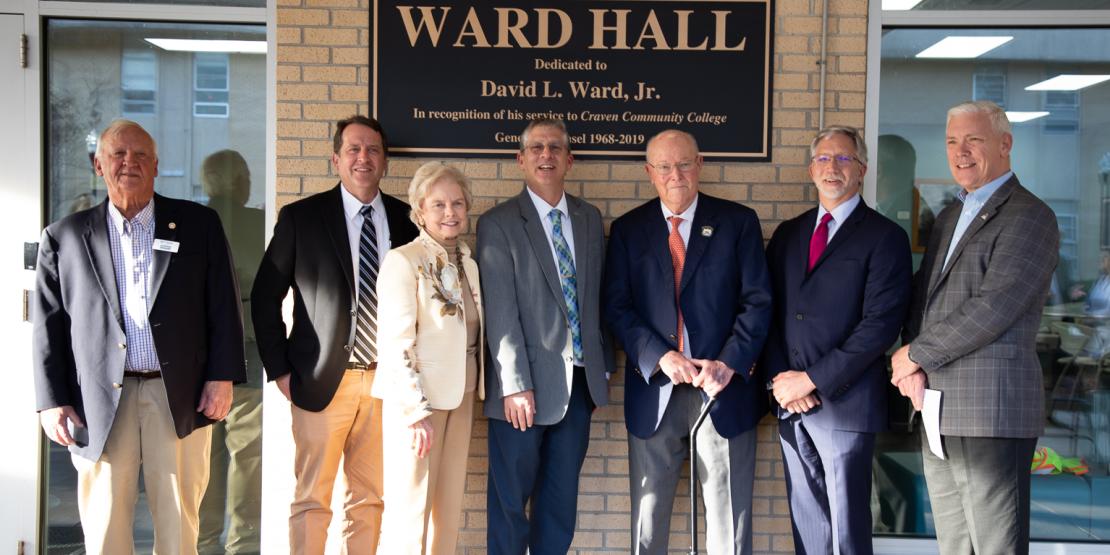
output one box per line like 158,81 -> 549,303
34,119 -> 245,555
762,126 -> 911,554
605,129 -> 772,554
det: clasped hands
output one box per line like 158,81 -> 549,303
770,370 -> 821,415
890,344 -> 927,411
659,350 -> 735,399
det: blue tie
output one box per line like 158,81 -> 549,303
354,205 -> 379,364
548,210 -> 583,361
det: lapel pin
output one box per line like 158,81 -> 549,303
980,214 -> 989,221
701,226 -> 713,237
168,222 -> 177,230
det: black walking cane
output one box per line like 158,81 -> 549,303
689,396 -> 718,555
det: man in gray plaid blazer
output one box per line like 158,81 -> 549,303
892,100 -> 1058,554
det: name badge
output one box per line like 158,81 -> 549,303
153,239 -> 180,253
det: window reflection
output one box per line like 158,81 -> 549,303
44,18 -> 265,554
877,26 -> 1110,543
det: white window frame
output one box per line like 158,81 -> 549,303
192,51 -> 229,118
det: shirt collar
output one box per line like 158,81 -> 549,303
958,171 -> 1012,206
107,198 -> 155,234
526,186 -> 569,221
816,193 -> 861,225
340,184 -> 384,222
660,194 -> 700,222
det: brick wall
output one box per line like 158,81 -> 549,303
275,0 -> 870,552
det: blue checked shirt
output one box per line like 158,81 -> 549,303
942,171 -> 1012,270
107,200 -> 162,373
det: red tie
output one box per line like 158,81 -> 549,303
668,217 -> 686,352
808,213 -> 833,272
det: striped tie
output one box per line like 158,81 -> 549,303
353,205 -> 379,364
548,210 -> 583,361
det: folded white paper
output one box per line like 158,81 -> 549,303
923,388 -> 945,460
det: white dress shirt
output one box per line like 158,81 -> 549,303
340,184 -> 392,288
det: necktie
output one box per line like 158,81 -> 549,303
353,205 -> 379,364
808,212 -> 833,272
668,216 -> 686,353
548,210 -> 583,361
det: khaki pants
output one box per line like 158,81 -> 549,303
198,384 -> 263,554
289,369 -> 384,555
377,391 -> 475,555
73,377 -> 212,555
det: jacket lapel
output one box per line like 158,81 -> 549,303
324,185 -> 355,295
568,195 -> 590,308
680,197 -> 715,294
150,195 -> 177,303
930,177 -> 1017,295
83,201 -> 124,329
647,203 -> 675,290
807,202 -> 868,278
796,208 -> 818,280
516,192 -> 567,318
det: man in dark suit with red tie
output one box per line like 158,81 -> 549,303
605,129 -> 772,554
252,115 -> 418,553
762,126 -> 911,554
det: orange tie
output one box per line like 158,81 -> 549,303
668,216 -> 686,353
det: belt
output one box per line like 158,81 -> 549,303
123,370 -> 162,380
345,361 -> 377,371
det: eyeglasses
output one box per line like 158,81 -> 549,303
524,142 -> 566,156
811,154 -> 861,166
648,161 -> 698,175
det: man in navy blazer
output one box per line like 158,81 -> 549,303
605,129 -> 772,554
762,126 -> 911,554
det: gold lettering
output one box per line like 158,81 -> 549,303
453,7 -> 491,47
674,10 -> 708,51
535,8 -> 572,48
588,9 -> 631,50
395,6 -> 452,47
633,10 -> 671,50
712,10 -> 746,51
495,7 -> 531,48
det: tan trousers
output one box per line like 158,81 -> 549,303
376,390 -> 475,555
198,384 -> 263,554
73,377 -> 212,555
290,369 -> 384,555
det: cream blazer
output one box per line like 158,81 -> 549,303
371,232 -> 485,425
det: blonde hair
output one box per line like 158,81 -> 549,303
407,161 -> 473,226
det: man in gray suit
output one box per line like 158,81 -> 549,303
892,100 -> 1059,554
477,117 -> 613,555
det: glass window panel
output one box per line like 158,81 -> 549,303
44,17 -> 265,554
876,26 -> 1110,543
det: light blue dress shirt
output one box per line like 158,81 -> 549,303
942,171 -> 1013,270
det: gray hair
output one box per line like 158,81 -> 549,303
96,119 -> 158,159
519,118 -> 570,152
810,125 -> 868,165
407,161 -> 473,226
947,100 -> 1011,136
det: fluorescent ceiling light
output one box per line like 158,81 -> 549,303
1005,111 -> 1049,123
883,0 -> 924,10
915,36 -> 1012,59
1025,75 -> 1110,91
144,38 -> 266,54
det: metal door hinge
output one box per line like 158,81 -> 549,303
19,33 -> 28,68
22,289 -> 30,322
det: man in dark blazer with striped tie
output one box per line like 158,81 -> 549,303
763,126 -> 911,555
252,115 -> 418,554
893,101 -> 1059,554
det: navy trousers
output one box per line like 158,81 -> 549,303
486,368 -> 593,555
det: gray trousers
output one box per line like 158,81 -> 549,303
629,384 -> 756,555
921,433 -> 1037,555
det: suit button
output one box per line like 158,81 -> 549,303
669,334 -> 677,340
349,309 -> 356,316
112,382 -> 122,389
118,343 -> 126,350
795,313 -> 804,321
344,344 -> 352,352
791,349 -> 799,356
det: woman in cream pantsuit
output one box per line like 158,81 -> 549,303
371,162 -> 484,555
